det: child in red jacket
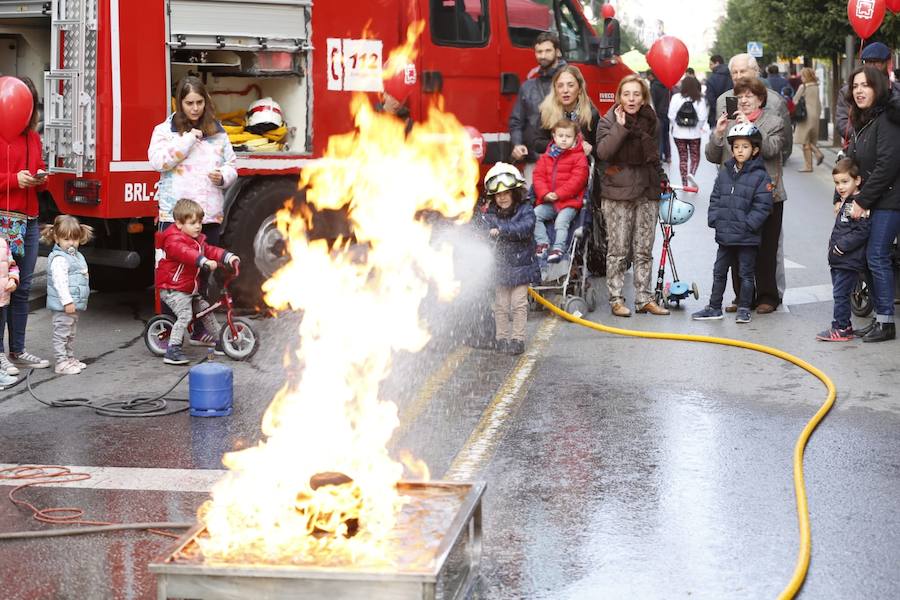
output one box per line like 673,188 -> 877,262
533,119 -> 589,263
156,199 -> 239,365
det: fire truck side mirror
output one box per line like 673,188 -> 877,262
597,17 -> 621,63
500,72 -> 520,95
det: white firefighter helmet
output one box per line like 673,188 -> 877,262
246,97 -> 284,132
484,162 -> 525,195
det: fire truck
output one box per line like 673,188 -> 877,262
0,0 -> 631,305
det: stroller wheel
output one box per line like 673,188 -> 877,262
691,282 -> 700,300
585,286 -> 598,313
564,296 -> 589,317
144,315 -> 175,356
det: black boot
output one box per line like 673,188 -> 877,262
853,319 -> 877,337
862,322 -> 896,343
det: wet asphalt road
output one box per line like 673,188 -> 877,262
1,143 -> 899,599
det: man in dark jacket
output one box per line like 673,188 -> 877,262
765,64 -> 789,96
836,42 -> 900,146
705,55 -> 732,128
509,32 -> 567,184
648,70 -> 671,162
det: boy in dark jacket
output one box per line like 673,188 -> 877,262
533,119 -> 589,263
480,163 -> 541,355
156,198 -> 239,364
817,159 -> 870,341
693,123 -> 773,324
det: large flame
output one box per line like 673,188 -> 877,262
197,94 -> 478,565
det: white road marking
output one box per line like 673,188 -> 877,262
443,317 -> 558,481
0,464 -> 225,493
784,259 -> 806,269
783,284 -> 834,306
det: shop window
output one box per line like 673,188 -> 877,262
430,0 -> 490,46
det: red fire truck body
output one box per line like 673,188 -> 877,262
0,0 -> 630,300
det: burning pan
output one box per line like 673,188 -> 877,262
150,481 -> 485,600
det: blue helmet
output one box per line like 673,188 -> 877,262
659,193 -> 695,225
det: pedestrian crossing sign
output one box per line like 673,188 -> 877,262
747,41 -> 763,58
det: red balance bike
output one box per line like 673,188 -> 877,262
143,263 -> 259,361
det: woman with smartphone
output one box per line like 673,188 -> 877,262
0,76 -> 51,375
705,77 -> 786,314
595,74 -> 669,318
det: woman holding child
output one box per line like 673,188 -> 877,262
706,77 -> 786,314
533,65 -> 600,158
845,65 -> 900,342
595,74 -> 669,317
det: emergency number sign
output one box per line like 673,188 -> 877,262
327,38 -> 383,92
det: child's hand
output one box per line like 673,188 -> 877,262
208,170 -> 224,186
545,192 -> 558,202
489,228 -> 500,239
228,255 -> 240,267
190,128 -> 203,140
64,303 -> 76,314
206,260 -> 218,271
4,279 -> 16,292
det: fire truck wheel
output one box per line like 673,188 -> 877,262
223,177 -> 297,308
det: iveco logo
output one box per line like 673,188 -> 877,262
599,92 -> 615,102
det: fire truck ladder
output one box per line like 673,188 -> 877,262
44,0 -> 97,176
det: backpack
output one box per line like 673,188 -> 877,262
793,95 -> 808,123
674,99 -> 698,127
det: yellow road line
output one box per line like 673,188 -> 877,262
396,345 -> 471,437
443,317 -> 558,481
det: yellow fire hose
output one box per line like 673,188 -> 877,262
528,289 -> 835,600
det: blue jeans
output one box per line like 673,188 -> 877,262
0,218 -> 40,353
710,245 -> 757,310
534,204 -> 576,251
830,268 -> 858,329
866,209 -> 900,322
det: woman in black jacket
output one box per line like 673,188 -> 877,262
846,65 -> 900,342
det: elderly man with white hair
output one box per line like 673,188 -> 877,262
710,53 -> 793,313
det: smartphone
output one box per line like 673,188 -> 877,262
33,170 -> 48,180
725,96 -> 738,120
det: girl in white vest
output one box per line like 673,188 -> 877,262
41,215 -> 93,375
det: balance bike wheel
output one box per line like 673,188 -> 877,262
144,315 -> 175,356
851,273 -> 874,317
220,318 -> 260,361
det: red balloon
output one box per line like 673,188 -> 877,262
646,36 -> 689,90
464,126 -> 485,163
848,0 -> 886,40
0,76 -> 34,143
601,4 -> 615,19
887,0 -> 900,12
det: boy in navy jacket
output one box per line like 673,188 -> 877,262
817,159 -> 870,341
693,123 -> 773,324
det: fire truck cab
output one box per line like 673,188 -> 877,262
0,0 -> 630,305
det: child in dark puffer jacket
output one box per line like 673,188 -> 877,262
480,163 -> 541,356
533,119 -> 589,263
817,158 -> 870,341
693,123 -> 773,324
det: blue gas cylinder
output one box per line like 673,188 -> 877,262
189,361 -> 233,417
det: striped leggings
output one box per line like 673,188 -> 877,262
673,138 -> 701,185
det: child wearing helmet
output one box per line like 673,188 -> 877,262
533,119 -> 589,263
479,163 -> 541,355
692,123 -> 773,324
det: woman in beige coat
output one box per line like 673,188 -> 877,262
795,67 -> 823,171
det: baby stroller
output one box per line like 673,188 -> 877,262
530,158 -> 602,317
654,185 -> 700,308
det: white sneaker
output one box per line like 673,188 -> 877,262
0,370 -> 17,388
10,350 -> 50,369
68,357 -> 87,370
54,358 -> 82,375
0,353 -> 19,376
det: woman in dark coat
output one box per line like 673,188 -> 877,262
595,74 -> 668,317
846,65 -> 900,342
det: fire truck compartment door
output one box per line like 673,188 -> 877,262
0,0 -> 48,18
168,0 -> 310,51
